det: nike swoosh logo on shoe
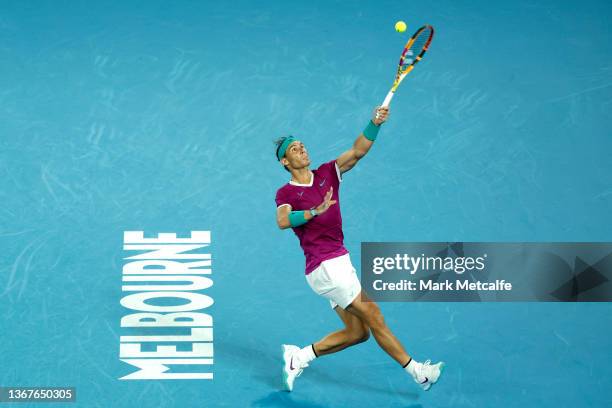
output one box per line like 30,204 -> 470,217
420,377 -> 429,384
290,357 -> 296,370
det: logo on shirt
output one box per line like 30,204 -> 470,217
319,178 -> 326,187
297,191 -> 304,199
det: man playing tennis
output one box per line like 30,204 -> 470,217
274,106 -> 444,392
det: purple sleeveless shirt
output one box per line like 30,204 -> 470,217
275,160 -> 348,275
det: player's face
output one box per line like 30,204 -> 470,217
284,141 -> 310,169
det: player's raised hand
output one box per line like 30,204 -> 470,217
315,187 -> 337,215
373,106 -> 389,125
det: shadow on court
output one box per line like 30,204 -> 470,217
252,392 -> 423,408
306,365 -> 420,400
251,392 -> 329,408
216,340 -> 280,389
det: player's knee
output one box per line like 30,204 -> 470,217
358,329 -> 371,344
347,327 -> 370,345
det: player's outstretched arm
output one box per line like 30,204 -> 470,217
336,106 -> 389,174
276,188 -> 337,230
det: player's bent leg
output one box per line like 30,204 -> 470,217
345,290 -> 410,365
312,306 -> 370,357
335,305 -> 370,346
346,290 -> 445,391
281,307 -> 370,391
282,255 -> 369,392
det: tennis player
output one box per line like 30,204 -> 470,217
274,106 -> 444,392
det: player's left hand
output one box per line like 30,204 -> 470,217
372,106 -> 389,126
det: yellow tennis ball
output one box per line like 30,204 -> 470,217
395,21 -> 407,33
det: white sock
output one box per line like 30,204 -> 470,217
296,344 -> 317,367
404,359 -> 420,379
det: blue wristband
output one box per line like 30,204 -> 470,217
288,211 -> 308,227
363,120 -> 380,141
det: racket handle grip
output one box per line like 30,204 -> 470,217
376,91 -> 394,120
381,91 -> 394,108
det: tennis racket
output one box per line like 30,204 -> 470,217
378,25 -> 434,113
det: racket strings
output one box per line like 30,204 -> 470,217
391,25 -> 434,87
400,27 -> 433,70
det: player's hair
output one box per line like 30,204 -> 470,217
274,136 -> 291,172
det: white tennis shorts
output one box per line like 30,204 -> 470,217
306,253 -> 362,309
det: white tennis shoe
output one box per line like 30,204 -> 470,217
282,344 -> 307,391
414,360 -> 445,391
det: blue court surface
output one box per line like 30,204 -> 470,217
2,0 -> 612,407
